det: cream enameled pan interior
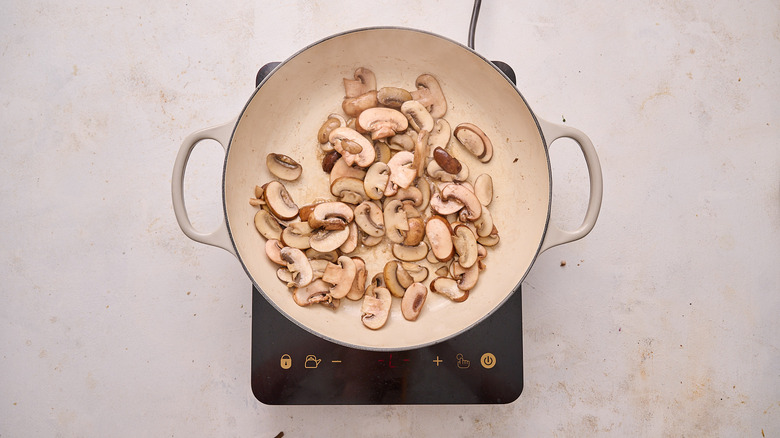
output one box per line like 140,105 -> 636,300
224,28 -> 551,350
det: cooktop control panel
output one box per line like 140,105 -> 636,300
251,285 -> 523,405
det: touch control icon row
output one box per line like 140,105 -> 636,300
280,353 -> 497,369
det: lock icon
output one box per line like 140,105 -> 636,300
280,354 -> 292,369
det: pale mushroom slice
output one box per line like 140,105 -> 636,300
264,239 -> 286,265
342,90 -> 379,118
309,227 -> 351,253
425,215 -> 455,262
430,277 -> 469,302
329,157 -> 366,187
383,186 -> 424,210
293,279 -> 333,307
330,176 -> 369,205
361,231 -> 383,247
477,225 -> 500,247
346,257 -> 368,301
266,153 -> 302,181
427,118 -> 451,151
410,74 -> 447,119
401,282 -> 428,321
354,200 -> 385,237
441,183 -> 481,221
329,127 -> 376,168
308,201 -> 354,230
374,140 -> 392,163
384,151 -> 417,196
451,224 -> 479,269
262,180 -> 299,221
357,107 -> 409,140
383,199 -> 409,244
343,67 -> 376,98
361,286 -> 392,330
400,262 -> 429,283
454,123 -> 493,163
254,209 -> 283,240
389,132 -> 415,151
321,255 -> 357,299
429,188 -> 464,216
339,222 -> 359,254
391,241 -> 429,262
450,260 -> 480,291
377,86 -> 412,108
473,205 -> 494,238
426,156 -> 469,182
363,162 -> 390,201
474,174 -> 493,206
400,100 -> 434,133
280,221 -> 313,250
309,258 -> 330,280
280,247 -> 314,288
305,248 -> 340,263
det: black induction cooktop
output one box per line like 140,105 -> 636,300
250,60 -> 524,405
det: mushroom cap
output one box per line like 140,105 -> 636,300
358,107 -> 409,140
266,153 -> 302,181
432,146 -> 462,175
262,180 -> 299,221
401,282 -> 428,321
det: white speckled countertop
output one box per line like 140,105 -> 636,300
1,1 -> 778,436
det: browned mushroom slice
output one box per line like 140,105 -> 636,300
473,205 -> 494,238
262,180 -> 299,220
309,227 -> 351,253
264,239 -> 286,265
293,279 -> 333,307
266,153 -> 302,181
339,222 -> 359,254
383,199 -> 409,244
346,257 -> 368,301
454,123 -> 493,163
441,183 -> 481,221
400,100 -> 434,133
321,255 -> 357,299
357,107 -> 409,140
477,226 -> 500,247
361,286 -> 392,330
377,86 -> 412,108
329,156 -> 366,187
474,174 -> 493,206
410,74 -> 447,119
363,162 -> 390,200
343,67 -> 376,98
318,115 -> 346,145
308,201 -> 354,230
342,90 -> 379,118
389,132 -> 415,151
401,282 -> 428,321
430,277 -> 469,302
321,150 -> 342,173
254,209 -> 283,240
280,221 -> 313,249
330,176 -> 368,205
354,200 -> 385,237
429,188 -> 464,216
280,247 -> 313,288
374,140 -> 392,163
391,241 -> 429,262
413,129 -> 429,178
305,248 -> 340,263
432,147 -> 462,175
451,224 -> 479,269
329,127 -> 376,168
451,261 -> 480,291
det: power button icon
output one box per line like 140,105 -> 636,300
480,353 -> 496,369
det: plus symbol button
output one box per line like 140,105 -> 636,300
433,356 -> 443,366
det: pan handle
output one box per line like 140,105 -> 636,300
537,119 -> 603,253
171,118 -> 238,258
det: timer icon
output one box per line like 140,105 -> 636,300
480,353 -> 496,369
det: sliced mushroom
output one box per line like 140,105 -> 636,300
342,90 -> 379,118
308,201 -> 354,230
425,215 -> 455,261
339,222 -> 359,254
428,118 -> 451,151
383,199 -> 409,244
305,248 -> 340,263
391,241 -> 429,262
329,157 -> 366,187
410,74 -> 447,119
430,277 -> 469,302
384,151 -> 417,196
452,224 -> 478,269
329,127 -> 376,168
266,153 -> 302,181
426,158 -> 469,182
473,205 -> 494,238
321,150 -> 341,173
383,186 -> 423,209
451,261 -> 480,291
363,162 -> 390,200
400,99 -> 434,133
413,129 -> 429,178
389,132 -> 415,151
254,209 -> 283,240
361,231 -> 383,247
383,260 -> 407,298
404,215 -> 425,246
377,86 -> 412,108
321,255 -> 357,299
432,147 -> 462,175
309,227 -> 351,253
454,123 -> 493,163
343,67 -> 376,98
361,286 -> 391,330
400,262 -> 429,283
429,186 -> 464,216
474,174 -> 493,206
280,247 -> 313,288
276,267 -> 294,286
477,226 -> 500,247
330,176 -> 368,205
262,180 -> 299,220
354,200 -> 385,237
293,279 -> 332,307
346,257 -> 368,301
249,185 -> 266,206
441,183 -> 481,221
318,115 -> 346,144
264,239 -> 286,265
280,221 -> 313,249
358,107 -> 408,140
434,265 -> 450,277
401,282 -> 428,321
309,258 -> 330,279
374,140 -> 392,163
416,178 -> 432,211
